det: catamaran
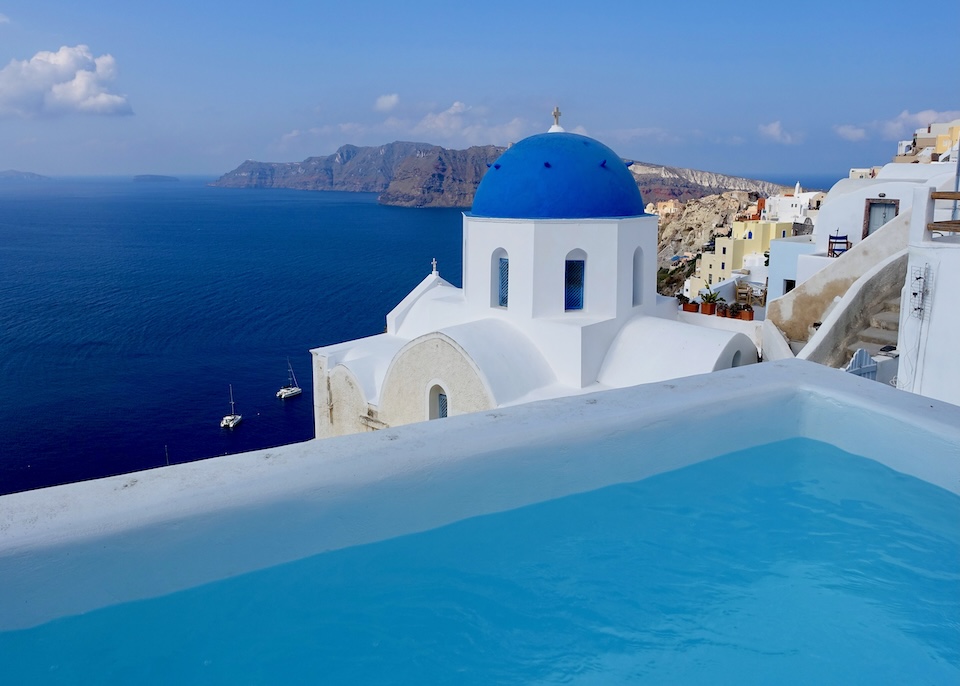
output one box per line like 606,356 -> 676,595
277,359 -> 302,399
221,384 -> 242,428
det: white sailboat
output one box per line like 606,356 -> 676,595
277,359 -> 302,399
221,384 -> 242,428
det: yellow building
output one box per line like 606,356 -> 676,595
688,220 -> 795,293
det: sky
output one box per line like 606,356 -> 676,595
0,0 -> 957,179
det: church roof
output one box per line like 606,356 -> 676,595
471,132 -> 646,220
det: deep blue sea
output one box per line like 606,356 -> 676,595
0,178 -> 464,495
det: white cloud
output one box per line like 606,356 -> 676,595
0,45 -> 132,118
413,101 -> 523,145
833,124 -> 867,142
758,120 -> 799,144
414,101 -> 470,137
271,101 -> 527,153
876,109 -> 960,140
374,93 -> 399,112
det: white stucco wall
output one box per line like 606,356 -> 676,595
677,310 -> 762,352
767,236 -> 818,300
897,186 -> 960,406
597,316 -> 757,386
768,211 -> 911,344
813,164 -> 954,253
462,214 -> 659,322
323,365 -> 375,437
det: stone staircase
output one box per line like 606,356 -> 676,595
844,298 -> 900,362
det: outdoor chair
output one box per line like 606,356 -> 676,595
828,233 -> 851,257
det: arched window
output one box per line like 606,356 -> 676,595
565,249 -> 586,311
491,248 -> 509,308
632,246 -> 643,306
747,230 -> 753,239
428,384 -> 448,419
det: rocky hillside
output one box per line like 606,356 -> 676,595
655,191 -> 763,296
629,163 -> 782,203
213,142 -> 782,209
377,145 -> 504,207
657,191 -> 759,267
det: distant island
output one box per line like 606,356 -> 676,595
0,170 -> 50,183
212,142 -> 784,208
134,175 -> 180,183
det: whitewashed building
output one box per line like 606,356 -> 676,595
766,161 -> 957,301
311,123 -> 757,438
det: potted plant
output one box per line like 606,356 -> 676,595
729,302 -> 742,318
677,293 -> 699,313
740,303 -> 754,321
699,289 -> 720,315
716,301 -> 729,317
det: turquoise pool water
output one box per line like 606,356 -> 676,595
1,438 -> 957,684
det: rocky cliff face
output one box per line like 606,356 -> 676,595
654,191 -> 761,295
657,191 -> 758,266
629,163 -> 783,203
378,145 -> 504,207
212,142 -> 504,207
213,142 -> 782,209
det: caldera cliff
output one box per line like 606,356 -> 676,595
212,141 -> 783,208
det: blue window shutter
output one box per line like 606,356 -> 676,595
438,392 -> 448,418
565,260 -> 585,311
498,258 -> 509,307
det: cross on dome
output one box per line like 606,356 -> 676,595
431,257 -> 438,275
548,106 -> 565,133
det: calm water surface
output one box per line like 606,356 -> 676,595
1,440 -> 957,684
0,178 -> 463,494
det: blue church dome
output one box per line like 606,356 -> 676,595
471,132 -> 645,219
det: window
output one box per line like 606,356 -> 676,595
565,259 -> 585,310
781,231 -> 786,238
498,258 -> 509,306
438,392 -> 448,418
722,246 -> 727,255
632,246 -> 643,306
747,231 -> 753,239
784,279 -> 796,294
721,262 -> 726,270
429,384 -> 448,420
491,248 -> 509,308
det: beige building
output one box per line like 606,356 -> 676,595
893,119 -> 960,164
689,220 -> 795,292
643,199 -> 683,217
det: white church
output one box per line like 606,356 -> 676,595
311,116 -> 758,438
